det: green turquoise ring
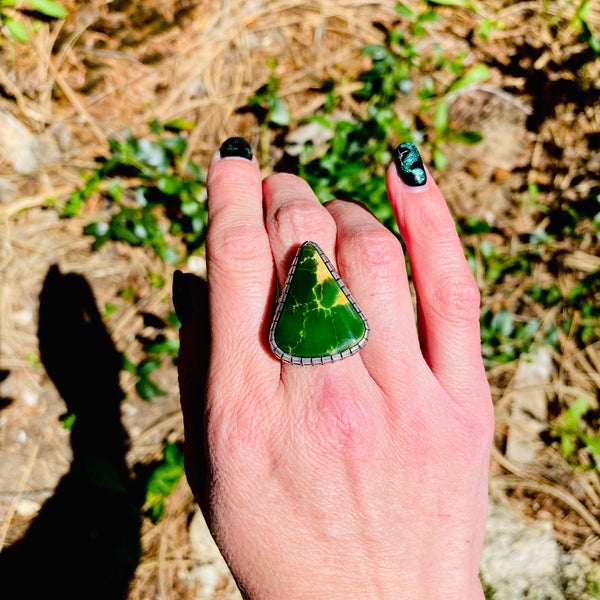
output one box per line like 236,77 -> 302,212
269,241 -> 369,365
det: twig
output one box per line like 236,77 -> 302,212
491,447 -> 600,535
24,22 -> 106,144
0,185 -> 73,220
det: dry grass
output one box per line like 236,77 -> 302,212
0,0 -> 599,597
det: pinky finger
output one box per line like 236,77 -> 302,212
386,144 -> 489,404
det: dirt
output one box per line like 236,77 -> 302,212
0,0 -> 599,598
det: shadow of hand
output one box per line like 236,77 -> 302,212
0,265 -> 142,600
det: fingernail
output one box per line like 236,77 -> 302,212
394,142 -> 427,187
219,137 -> 252,160
173,270 -> 193,324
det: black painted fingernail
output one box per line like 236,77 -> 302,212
219,137 -> 252,160
173,270 -> 193,324
394,142 -> 427,187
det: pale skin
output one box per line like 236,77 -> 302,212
175,146 -> 494,600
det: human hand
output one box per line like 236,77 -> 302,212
174,138 -> 493,600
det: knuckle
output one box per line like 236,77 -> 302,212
349,227 -> 401,266
208,222 -> 270,273
270,202 -> 334,240
338,227 -> 403,283
410,200 -> 457,240
434,273 -> 481,322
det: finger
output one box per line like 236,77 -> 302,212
326,199 -> 422,391
173,270 -> 209,508
206,138 -> 278,380
263,173 -> 365,377
386,143 -> 488,402
263,172 -> 338,291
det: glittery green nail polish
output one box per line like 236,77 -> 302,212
394,142 -> 427,187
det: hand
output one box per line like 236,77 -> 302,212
175,138 -> 493,600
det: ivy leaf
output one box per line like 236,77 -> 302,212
29,0 -> 68,18
433,147 -> 447,170
447,63 -> 491,93
434,100 -> 449,134
395,3 -> 416,18
5,17 -> 29,42
144,442 -> 184,523
427,0 -> 470,6
450,130 -> 483,144
269,98 -> 290,126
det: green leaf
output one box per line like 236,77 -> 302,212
395,2 -> 416,18
121,353 -> 137,374
560,397 -> 590,431
450,130 -> 483,144
361,44 -> 388,60
434,100 -> 449,133
29,0 -> 68,18
581,433 -> 600,459
59,412 -> 76,430
560,434 -> 577,460
269,98 -> 290,126
427,0 -> 470,6
137,358 -> 161,376
433,147 -> 447,170
144,442 -> 184,523
136,139 -> 167,169
84,221 -> 109,237
163,118 -> 195,131
5,17 -> 29,42
157,175 -> 181,195
136,377 -> 165,400
103,302 -> 117,317
491,309 -> 513,338
447,63 -> 490,93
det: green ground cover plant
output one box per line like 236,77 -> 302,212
0,0 -> 67,42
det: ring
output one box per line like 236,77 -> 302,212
269,241 -> 369,365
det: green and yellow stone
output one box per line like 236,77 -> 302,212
269,241 -> 369,365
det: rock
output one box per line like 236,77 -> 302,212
0,177 -> 16,203
481,497 -> 600,599
0,112 -> 70,174
187,255 -> 206,278
50,122 -> 73,153
0,112 -> 39,174
16,498 -> 41,517
188,509 -> 242,599
32,133 -> 61,166
505,347 -> 553,464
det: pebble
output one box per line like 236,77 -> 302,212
0,112 -> 38,174
0,112 -> 70,175
21,390 -> 38,406
16,498 -> 41,517
481,497 -> 599,599
187,255 -> 206,278
0,177 -> 16,203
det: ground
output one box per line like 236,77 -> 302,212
0,1 -> 600,599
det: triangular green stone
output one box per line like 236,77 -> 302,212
270,241 -> 369,365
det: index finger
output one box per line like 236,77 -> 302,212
206,138 -> 278,380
